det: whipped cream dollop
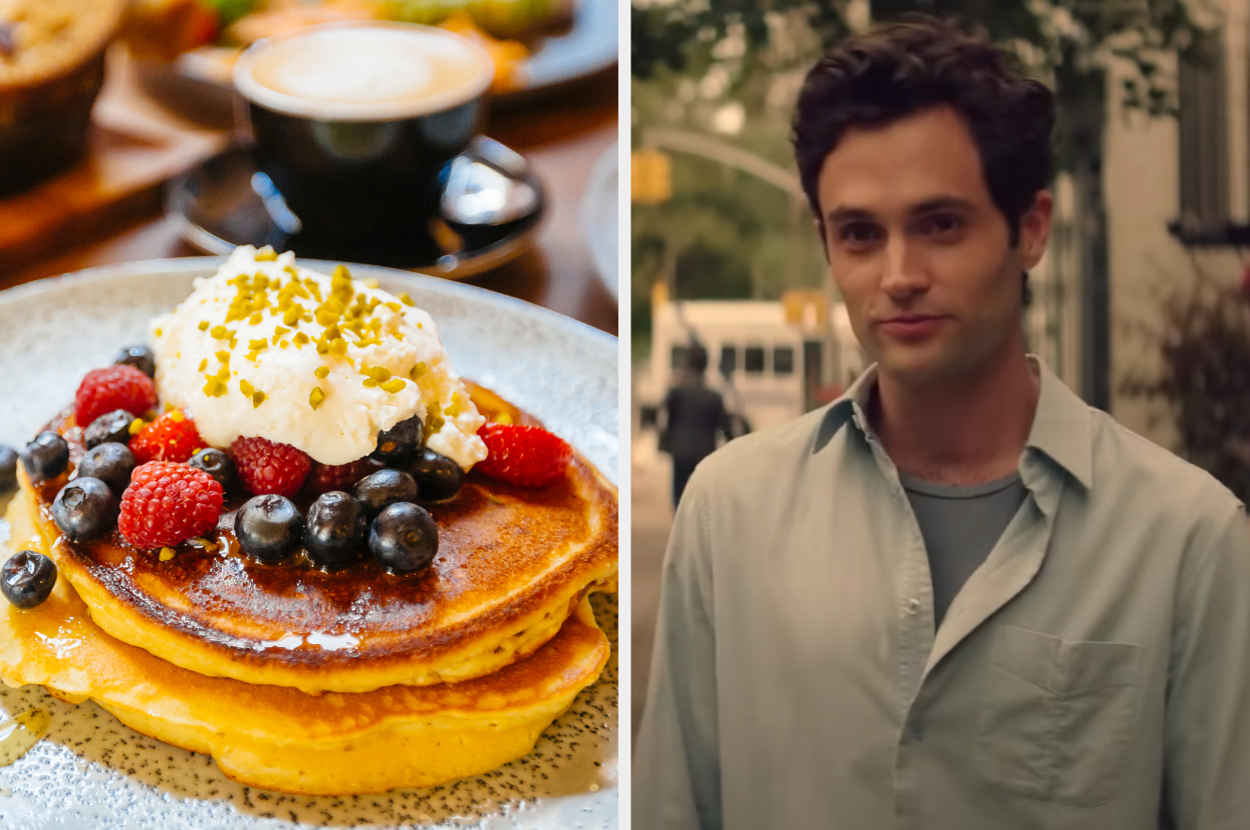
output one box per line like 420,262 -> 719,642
150,247 -> 488,469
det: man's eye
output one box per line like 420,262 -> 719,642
921,214 -> 963,235
839,224 -> 881,244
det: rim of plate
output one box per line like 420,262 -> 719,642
0,257 -> 618,353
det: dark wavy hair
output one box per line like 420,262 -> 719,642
791,16 -> 1055,302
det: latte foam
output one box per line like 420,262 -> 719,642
234,23 -> 494,120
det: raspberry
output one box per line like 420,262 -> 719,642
474,423 -> 572,488
118,461 -> 224,550
129,410 -> 204,464
230,436 -> 311,498
74,365 -> 157,428
307,458 -> 375,494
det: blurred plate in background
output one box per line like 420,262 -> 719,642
580,142 -> 618,301
133,0 -> 618,128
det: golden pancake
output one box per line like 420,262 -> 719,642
0,488 -> 610,795
22,383 -> 618,694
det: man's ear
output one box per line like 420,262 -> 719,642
1019,190 -> 1053,270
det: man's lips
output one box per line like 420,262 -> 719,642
877,314 -> 949,339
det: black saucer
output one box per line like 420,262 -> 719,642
164,139 -> 545,279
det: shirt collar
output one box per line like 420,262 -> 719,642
814,356 -> 1094,490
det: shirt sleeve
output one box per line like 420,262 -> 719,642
633,469 -> 722,830
1165,501 -> 1250,829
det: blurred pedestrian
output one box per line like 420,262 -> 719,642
658,344 -> 731,508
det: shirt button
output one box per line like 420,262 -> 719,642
906,598 -> 921,615
910,722 -> 926,741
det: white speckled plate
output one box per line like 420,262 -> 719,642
0,259 -> 619,830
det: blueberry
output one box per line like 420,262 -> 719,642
76,443 -> 136,497
21,431 -> 69,483
369,502 -> 438,573
353,469 -> 418,517
114,344 -> 156,378
371,415 -> 423,462
0,445 -> 17,493
84,410 -> 134,449
402,448 -> 464,502
51,477 -> 118,543
189,448 -> 238,494
304,492 -> 367,570
234,494 -> 304,563
1,550 -> 57,609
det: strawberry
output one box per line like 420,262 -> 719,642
74,365 -> 157,428
230,436 -> 311,498
118,461 -> 224,550
129,410 -> 204,464
474,423 -> 571,487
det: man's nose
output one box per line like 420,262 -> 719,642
880,236 -> 930,299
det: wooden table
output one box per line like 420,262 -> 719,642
0,64 -> 619,337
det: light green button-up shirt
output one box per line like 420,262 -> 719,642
633,358 -> 1250,830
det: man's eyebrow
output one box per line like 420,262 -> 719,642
910,196 -> 976,214
824,206 -> 875,225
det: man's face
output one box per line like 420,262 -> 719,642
816,106 -> 1051,387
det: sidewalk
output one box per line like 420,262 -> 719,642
630,429 -> 673,740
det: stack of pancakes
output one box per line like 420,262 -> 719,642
0,383 -> 618,795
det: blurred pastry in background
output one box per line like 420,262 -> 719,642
0,0 -> 127,195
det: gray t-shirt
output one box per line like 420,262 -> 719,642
899,470 -> 1028,627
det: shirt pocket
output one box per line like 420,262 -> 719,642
973,625 -> 1143,807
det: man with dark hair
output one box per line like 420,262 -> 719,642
659,344 -> 732,508
634,16 -> 1250,829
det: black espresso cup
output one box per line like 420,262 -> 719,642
232,22 -> 495,244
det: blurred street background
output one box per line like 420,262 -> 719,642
631,0 -> 1250,736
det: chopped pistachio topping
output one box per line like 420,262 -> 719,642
381,378 -> 405,394
128,418 -> 145,436
159,547 -> 176,561
197,358 -> 208,372
398,292 -> 414,306
410,362 -> 428,380
198,321 -> 210,331
314,365 -> 329,379
255,246 -> 278,261
309,386 -> 325,410
252,390 -> 266,408
239,379 -> 254,397
210,325 -> 230,339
